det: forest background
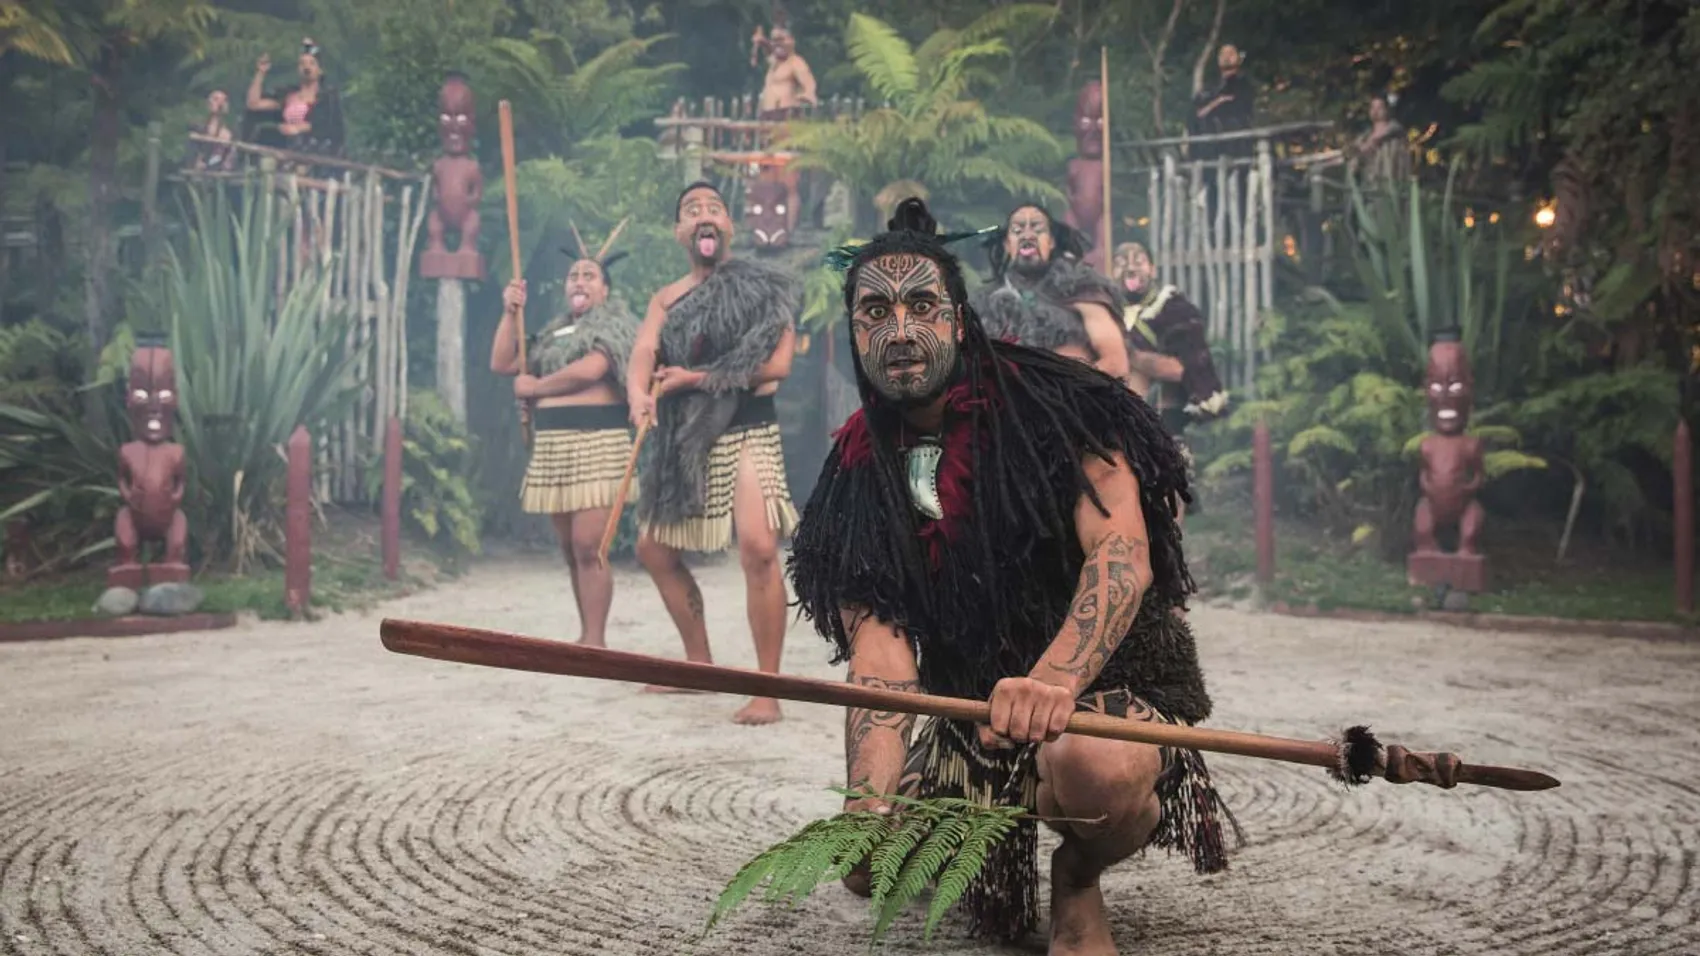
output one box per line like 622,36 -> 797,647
2,0 -> 1697,621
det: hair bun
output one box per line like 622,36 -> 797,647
888,197 -> 938,235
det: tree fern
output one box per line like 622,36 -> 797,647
704,791 -> 1026,947
846,13 -> 918,101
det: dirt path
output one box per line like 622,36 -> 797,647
1,556 -> 1695,955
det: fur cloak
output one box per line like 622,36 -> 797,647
527,296 -> 640,388
637,258 -> 800,527
971,255 -> 1123,353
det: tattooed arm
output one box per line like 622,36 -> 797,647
840,607 -> 921,809
1033,451 -> 1153,695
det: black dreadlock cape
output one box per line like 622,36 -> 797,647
788,199 -> 1231,943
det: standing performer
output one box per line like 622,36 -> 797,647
1112,241 -> 1229,423
490,228 -> 639,648
790,199 -> 1235,950
972,204 -> 1131,381
627,181 -> 801,725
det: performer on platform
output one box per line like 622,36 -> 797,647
973,204 -> 1131,381
491,234 -> 639,648
626,181 -> 801,725
790,199 -> 1235,951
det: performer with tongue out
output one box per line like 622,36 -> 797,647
625,181 -> 802,725
1111,241 -> 1229,428
491,222 -> 639,648
972,204 -> 1131,382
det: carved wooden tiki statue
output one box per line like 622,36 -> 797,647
110,338 -> 190,589
744,177 -> 792,252
420,72 -> 486,280
1407,330 -> 1488,593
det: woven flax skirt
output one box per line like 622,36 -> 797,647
520,404 -> 635,514
646,394 -> 798,552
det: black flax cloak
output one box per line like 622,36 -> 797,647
637,258 -> 800,527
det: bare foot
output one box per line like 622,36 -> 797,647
641,684 -> 710,695
731,697 -> 783,725
576,637 -> 607,649
1049,847 -> 1116,956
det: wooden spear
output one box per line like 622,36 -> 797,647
498,100 -> 530,445
1100,45 -> 1113,267
379,618 -> 1562,793
596,378 -> 659,566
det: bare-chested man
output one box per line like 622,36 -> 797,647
626,181 -> 802,725
752,24 -> 817,118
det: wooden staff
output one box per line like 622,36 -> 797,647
596,379 -> 659,565
379,618 -> 1562,793
498,100 -> 530,443
1100,46 -> 1113,263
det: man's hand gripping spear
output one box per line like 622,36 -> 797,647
378,618 -> 1559,792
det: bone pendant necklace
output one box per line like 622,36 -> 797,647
905,438 -> 944,520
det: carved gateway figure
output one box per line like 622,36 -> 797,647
420,72 -> 486,280
110,339 -> 190,590
1408,330 -> 1488,593
1063,80 -> 1106,270
743,176 -> 792,252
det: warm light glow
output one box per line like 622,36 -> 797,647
1463,209 -> 1476,229
1489,212 -> 1501,225
1282,235 -> 1298,258
1535,201 -> 1557,228
1425,148 -> 1441,166
1137,216 -> 1150,227
797,334 -> 811,355
1553,303 -> 1570,317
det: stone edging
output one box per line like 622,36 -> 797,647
0,613 -> 240,643
1268,601 -> 1698,643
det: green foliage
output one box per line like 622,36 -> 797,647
365,390 -> 483,556
706,789 -> 1023,946
781,10 -> 1065,219
157,181 -> 366,569
1346,165 -> 1514,394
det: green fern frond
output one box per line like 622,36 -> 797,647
873,814 -> 974,939
1483,449 -> 1548,478
923,808 -> 1021,938
847,13 -> 919,102
868,810 -> 935,905
1289,425 -> 1358,458
707,792 -> 1026,946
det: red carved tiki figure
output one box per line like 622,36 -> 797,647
1408,332 -> 1488,593
110,343 -> 190,589
1063,80 -> 1106,269
420,73 -> 486,280
743,176 -> 792,252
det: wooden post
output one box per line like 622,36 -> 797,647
384,415 -> 403,581
285,426 -> 312,617
1677,418 -> 1693,615
1099,46 -> 1112,266
141,121 -> 163,269
435,280 -> 467,425
1254,419 -> 1275,585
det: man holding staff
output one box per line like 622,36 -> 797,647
790,198 -> 1235,952
490,227 -> 638,648
625,181 -> 802,726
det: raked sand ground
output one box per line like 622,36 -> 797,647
2,555 -> 1696,955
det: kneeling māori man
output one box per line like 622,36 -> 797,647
788,198 -> 1237,947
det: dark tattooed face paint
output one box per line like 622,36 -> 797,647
851,253 -> 961,406
1005,206 -> 1054,275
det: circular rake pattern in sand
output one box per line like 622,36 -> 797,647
1,706 -> 1697,955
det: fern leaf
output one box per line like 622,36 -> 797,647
872,815 -> 974,940
824,813 -> 898,884
706,819 -> 834,930
922,808 -> 1021,939
846,13 -> 919,102
868,811 -> 935,906
1483,449 -> 1548,478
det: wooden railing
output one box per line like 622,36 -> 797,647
654,94 -> 869,168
